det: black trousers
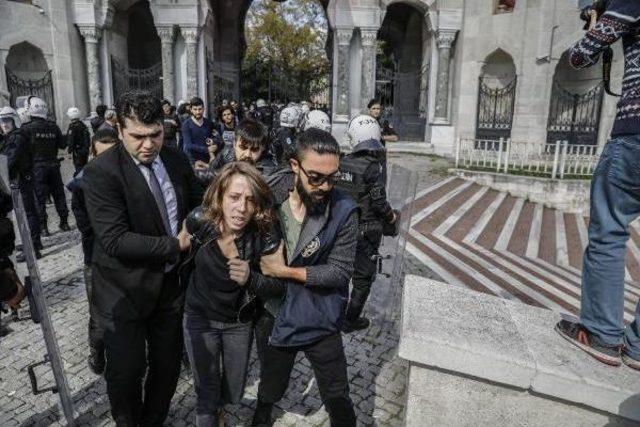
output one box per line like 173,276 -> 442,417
83,266 -> 103,353
33,162 -> 68,224
72,154 -> 88,177
346,229 -> 382,322
255,313 -> 356,426
19,179 -> 41,246
99,270 -> 184,427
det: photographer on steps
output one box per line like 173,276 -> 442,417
555,0 -> 640,371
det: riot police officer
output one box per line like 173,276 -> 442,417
252,98 -> 275,133
66,107 -> 90,176
336,114 -> 397,333
0,107 -> 42,258
22,97 -> 70,235
302,109 -> 332,133
271,106 -> 302,165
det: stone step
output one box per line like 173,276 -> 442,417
399,275 -> 640,425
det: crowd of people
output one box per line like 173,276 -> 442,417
0,90 -> 400,426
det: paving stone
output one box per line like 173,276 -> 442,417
0,155 -> 448,426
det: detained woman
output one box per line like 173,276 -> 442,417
181,161 -> 283,426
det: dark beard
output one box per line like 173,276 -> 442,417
296,177 -> 330,216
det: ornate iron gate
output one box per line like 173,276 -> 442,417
111,58 -> 162,101
375,63 -> 428,141
475,77 -> 517,141
546,81 -> 603,146
5,68 -> 56,120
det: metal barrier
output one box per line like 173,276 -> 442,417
455,137 -> 600,179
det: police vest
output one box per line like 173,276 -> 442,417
336,153 -> 380,227
25,120 -> 61,162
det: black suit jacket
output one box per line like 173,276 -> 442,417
83,144 -> 203,319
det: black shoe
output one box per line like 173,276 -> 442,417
251,401 -> 273,427
59,221 -> 71,232
342,317 -> 371,333
16,249 -> 42,262
555,320 -> 621,366
88,348 -> 105,375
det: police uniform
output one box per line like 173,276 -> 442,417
336,138 -> 395,330
67,119 -> 90,176
22,117 -> 69,231
0,126 -> 42,252
271,126 -> 296,166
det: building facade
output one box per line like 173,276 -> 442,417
0,0 -> 623,155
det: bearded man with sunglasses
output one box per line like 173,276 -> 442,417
253,128 -> 359,427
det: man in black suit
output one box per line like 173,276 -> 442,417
83,91 -> 202,426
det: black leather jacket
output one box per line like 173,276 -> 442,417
179,206 -> 285,322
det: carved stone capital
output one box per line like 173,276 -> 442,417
180,27 -> 200,45
157,26 -> 175,44
360,29 -> 378,47
436,30 -> 457,49
78,26 -> 102,44
336,28 -> 353,46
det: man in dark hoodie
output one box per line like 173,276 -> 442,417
252,128 -> 358,427
335,114 -> 397,333
195,118 -> 277,183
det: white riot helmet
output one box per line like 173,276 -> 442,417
279,106 -> 301,128
16,107 -> 30,125
347,114 -> 382,148
0,106 -> 22,130
303,110 -> 331,133
27,96 -> 48,119
256,99 -> 267,108
66,107 -> 81,120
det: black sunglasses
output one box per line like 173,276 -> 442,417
298,163 -> 340,186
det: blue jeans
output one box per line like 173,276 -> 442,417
183,312 -> 253,427
581,135 -> 640,359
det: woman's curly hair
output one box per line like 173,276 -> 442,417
201,162 -> 275,233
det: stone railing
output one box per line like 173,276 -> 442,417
455,138 -> 600,179
399,275 -> 640,425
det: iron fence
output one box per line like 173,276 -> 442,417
5,68 -> 56,121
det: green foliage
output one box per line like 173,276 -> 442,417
242,0 -> 330,102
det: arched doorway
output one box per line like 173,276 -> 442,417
111,0 -> 163,101
239,0 -> 330,105
376,2 -> 429,141
5,41 -> 55,119
546,51 -> 603,146
475,49 -> 517,141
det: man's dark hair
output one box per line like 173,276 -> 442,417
190,97 -> 204,107
161,99 -> 171,107
295,128 -> 340,161
218,105 -> 235,122
235,119 -> 267,149
96,104 -> 107,118
115,90 -> 163,129
367,99 -> 381,109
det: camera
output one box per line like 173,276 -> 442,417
579,0 -> 609,30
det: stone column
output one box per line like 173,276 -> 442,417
433,29 -> 457,123
157,26 -> 176,104
335,28 -> 353,117
78,26 -> 103,112
360,28 -> 378,112
181,26 -> 199,98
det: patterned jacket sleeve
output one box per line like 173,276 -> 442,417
570,1 -> 640,69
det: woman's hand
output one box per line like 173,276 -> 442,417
228,257 -> 250,286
